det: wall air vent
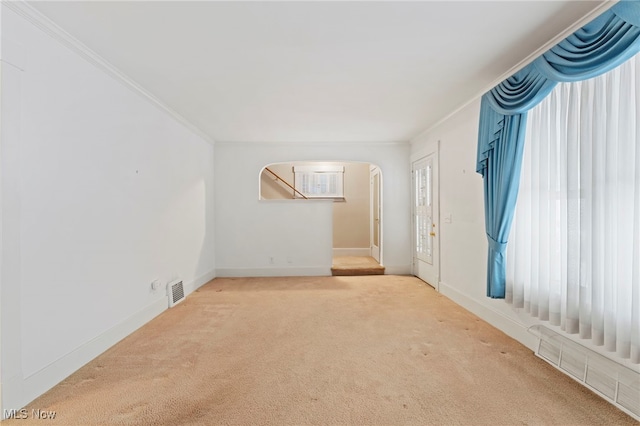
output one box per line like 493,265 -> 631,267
529,325 -> 640,421
167,280 -> 185,308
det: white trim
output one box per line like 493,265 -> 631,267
382,264 -> 412,275
216,264 -> 412,276
0,267 -> 216,416
4,298 -> 167,414
410,0 -> 617,144
410,139 -> 439,163
369,165 -> 383,264
438,281 -> 537,352
2,0 -> 215,146
216,141 -> 408,147
258,198 -> 334,204
332,248 -> 371,257
183,269 -> 217,295
216,267 -> 331,278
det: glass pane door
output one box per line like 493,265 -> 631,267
414,157 -> 433,265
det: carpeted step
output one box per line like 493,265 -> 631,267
331,256 -> 385,276
331,266 -> 385,276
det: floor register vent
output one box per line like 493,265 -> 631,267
167,280 -> 185,308
529,325 -> 639,420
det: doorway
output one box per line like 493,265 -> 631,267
331,163 -> 383,275
259,161 -> 384,274
412,146 -> 439,288
370,165 -> 381,263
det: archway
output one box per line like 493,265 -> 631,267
259,161 -> 384,274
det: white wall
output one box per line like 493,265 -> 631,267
332,162 -> 370,249
260,161 -> 371,250
1,5 -> 216,411
215,142 -> 410,276
410,100 -> 537,351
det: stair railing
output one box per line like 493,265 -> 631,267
264,167 -> 308,199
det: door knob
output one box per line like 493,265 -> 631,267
430,232 -> 436,237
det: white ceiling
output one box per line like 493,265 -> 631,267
29,1 -> 609,143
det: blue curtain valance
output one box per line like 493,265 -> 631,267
481,1 -> 640,121
484,63 -> 557,116
613,0 -> 640,27
477,0 -> 640,298
538,9 -> 640,82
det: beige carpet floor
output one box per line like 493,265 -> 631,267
331,256 -> 385,276
6,276 -> 636,425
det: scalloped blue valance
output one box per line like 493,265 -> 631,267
480,1 -> 640,126
477,0 -> 640,298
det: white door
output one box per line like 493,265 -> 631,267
370,166 -> 382,263
412,152 -> 439,288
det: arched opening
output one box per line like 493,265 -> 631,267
259,161 -> 384,275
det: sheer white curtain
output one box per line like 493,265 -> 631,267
506,52 -> 640,363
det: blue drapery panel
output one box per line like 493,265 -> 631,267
477,0 -> 640,298
482,103 -> 527,298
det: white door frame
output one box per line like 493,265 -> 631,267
370,165 -> 382,264
411,141 -> 440,289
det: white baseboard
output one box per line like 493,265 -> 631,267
383,264 -> 412,275
4,268 -> 217,416
332,248 -> 371,257
184,269 -> 217,295
438,281 -> 537,351
216,266 -> 331,277
10,297 -> 168,414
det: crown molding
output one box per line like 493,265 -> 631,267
410,0 -> 618,144
214,140 -> 409,147
3,0 -> 216,146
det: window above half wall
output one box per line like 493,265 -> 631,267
260,161 -> 354,201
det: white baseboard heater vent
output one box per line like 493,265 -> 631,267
529,325 -> 639,420
167,280 -> 185,307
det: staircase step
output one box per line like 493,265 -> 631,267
331,267 -> 385,276
331,256 -> 385,276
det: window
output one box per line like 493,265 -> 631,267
293,165 -> 345,199
506,52 -> 639,363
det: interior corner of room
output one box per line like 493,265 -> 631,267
0,0 -> 638,422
